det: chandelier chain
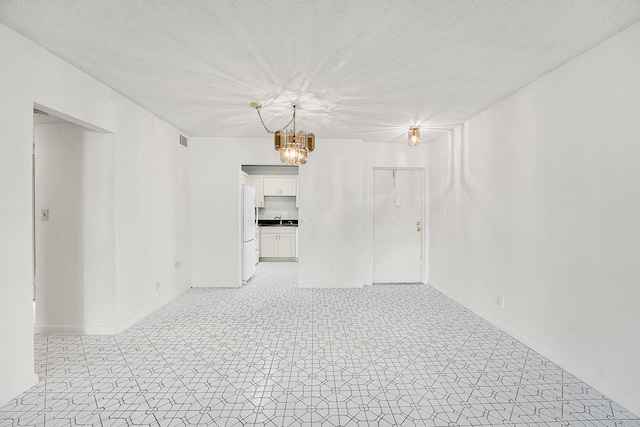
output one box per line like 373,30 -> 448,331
249,101 -> 314,165
254,105 -> 295,134
292,106 -> 296,134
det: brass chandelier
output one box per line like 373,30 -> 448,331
250,102 -> 315,165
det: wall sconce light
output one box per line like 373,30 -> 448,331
408,126 -> 420,146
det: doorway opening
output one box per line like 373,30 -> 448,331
32,104 -> 113,333
240,165 -> 299,283
371,168 -> 425,284
33,108 -> 89,329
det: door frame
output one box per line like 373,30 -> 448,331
368,166 -> 428,286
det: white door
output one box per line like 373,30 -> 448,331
372,168 -> 424,284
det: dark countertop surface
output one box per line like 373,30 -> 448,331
258,219 -> 298,227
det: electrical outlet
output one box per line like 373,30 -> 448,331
155,281 -> 160,291
497,295 -> 505,309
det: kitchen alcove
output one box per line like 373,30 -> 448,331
241,165 -> 299,266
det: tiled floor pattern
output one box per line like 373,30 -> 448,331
1,262 -> 638,426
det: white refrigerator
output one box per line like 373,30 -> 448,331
241,184 -> 256,284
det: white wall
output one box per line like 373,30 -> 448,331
297,139 -> 367,288
191,137 -> 430,289
428,22 -> 640,415
113,114 -> 191,330
190,137 -> 307,287
191,137 -> 370,288
260,197 -> 298,220
0,23 -> 191,405
363,141 -> 430,285
34,124 -> 115,333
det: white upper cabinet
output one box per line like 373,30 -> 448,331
240,172 -> 251,186
278,177 -> 297,196
251,178 -> 264,208
262,178 -> 280,196
263,177 -> 297,196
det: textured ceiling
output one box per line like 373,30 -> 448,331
2,1 -> 640,143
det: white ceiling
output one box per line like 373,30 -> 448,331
2,1 -> 640,143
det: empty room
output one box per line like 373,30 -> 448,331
1,1 -> 639,425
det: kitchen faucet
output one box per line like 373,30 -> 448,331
274,214 -> 282,225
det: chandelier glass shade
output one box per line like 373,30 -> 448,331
274,129 -> 315,165
408,126 -> 421,146
250,102 -> 315,165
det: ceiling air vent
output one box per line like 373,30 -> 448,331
179,135 -> 188,147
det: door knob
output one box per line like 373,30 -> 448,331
416,221 -> 421,231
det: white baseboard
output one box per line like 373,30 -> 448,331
34,288 -> 191,336
298,282 -> 364,288
0,374 -> 38,408
191,281 -> 241,288
429,282 -> 640,418
115,287 -> 190,334
34,324 -> 117,335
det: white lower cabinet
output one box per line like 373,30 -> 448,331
260,233 -> 278,258
278,233 -> 296,258
260,227 -> 296,259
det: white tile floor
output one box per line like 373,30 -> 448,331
1,262 -> 639,426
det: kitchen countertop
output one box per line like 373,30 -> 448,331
258,219 -> 298,227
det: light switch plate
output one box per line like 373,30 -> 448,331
395,195 -> 401,207
41,209 -> 49,221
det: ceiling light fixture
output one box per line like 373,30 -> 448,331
250,102 -> 315,165
408,126 -> 420,146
